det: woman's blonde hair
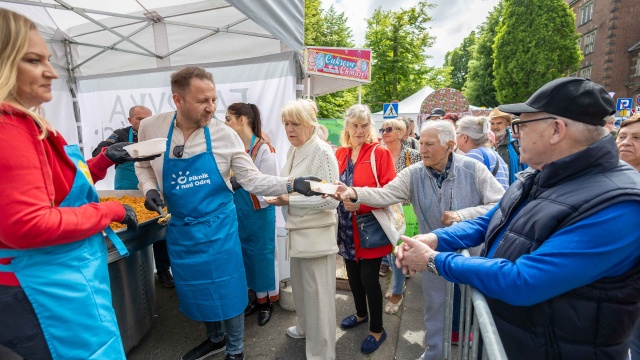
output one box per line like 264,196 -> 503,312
380,118 -> 406,136
0,8 -> 54,139
340,104 -> 377,147
281,98 -> 318,129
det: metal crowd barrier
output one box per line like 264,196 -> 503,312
442,249 -> 508,360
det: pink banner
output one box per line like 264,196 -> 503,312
304,47 -> 372,83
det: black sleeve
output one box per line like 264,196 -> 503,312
91,128 -> 129,157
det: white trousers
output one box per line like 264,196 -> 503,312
290,255 -> 337,360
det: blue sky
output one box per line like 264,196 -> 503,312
320,0 -> 500,67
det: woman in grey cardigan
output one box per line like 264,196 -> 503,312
265,99 -> 339,360
330,120 -> 505,360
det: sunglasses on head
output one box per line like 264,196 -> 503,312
379,126 -> 396,134
173,145 -> 185,158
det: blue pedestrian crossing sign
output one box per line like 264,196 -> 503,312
616,98 -> 633,111
383,103 -> 399,119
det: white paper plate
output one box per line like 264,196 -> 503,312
123,138 -> 167,158
306,180 -> 339,194
262,196 -> 278,201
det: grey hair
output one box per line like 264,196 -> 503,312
456,116 -> 491,146
421,120 -> 456,145
565,118 -> 609,145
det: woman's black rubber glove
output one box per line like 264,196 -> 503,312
119,204 -> 138,230
104,142 -> 160,164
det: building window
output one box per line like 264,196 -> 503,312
636,57 -> 640,76
580,67 -> 592,78
579,1 -> 594,26
583,31 -> 596,54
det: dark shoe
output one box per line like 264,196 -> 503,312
245,301 -> 258,317
340,314 -> 368,330
258,302 -> 273,326
181,336 -> 227,360
361,329 -> 386,354
224,352 -> 244,360
379,264 -> 390,277
157,269 -> 175,288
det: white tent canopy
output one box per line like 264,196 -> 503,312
2,0 -> 303,76
372,85 -> 434,127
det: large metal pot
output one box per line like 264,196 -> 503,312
100,190 -> 167,353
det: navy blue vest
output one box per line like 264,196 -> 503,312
481,136 -> 640,360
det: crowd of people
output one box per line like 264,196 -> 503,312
1,7 -> 639,360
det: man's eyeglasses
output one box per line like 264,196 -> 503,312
379,126 -> 396,134
511,116 -> 557,135
173,145 -> 184,158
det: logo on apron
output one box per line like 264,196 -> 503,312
170,170 -> 212,190
76,160 -> 94,185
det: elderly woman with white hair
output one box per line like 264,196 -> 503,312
456,116 -> 510,190
331,120 -> 505,360
265,99 -> 339,360
334,104 -> 396,354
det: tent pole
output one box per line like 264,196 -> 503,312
358,83 -> 362,104
63,40 -> 83,151
307,75 -> 311,99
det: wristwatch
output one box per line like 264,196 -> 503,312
427,251 -> 440,276
286,177 -> 294,194
349,187 -> 358,203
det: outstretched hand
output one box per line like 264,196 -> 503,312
292,176 -> 324,196
324,181 -> 353,202
105,142 -> 161,164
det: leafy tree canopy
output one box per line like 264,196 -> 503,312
493,0 -> 582,103
464,1 -> 503,108
363,1 -> 437,112
444,31 -> 476,91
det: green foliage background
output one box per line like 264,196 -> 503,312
492,0 -> 582,103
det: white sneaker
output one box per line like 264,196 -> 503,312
286,326 -> 305,339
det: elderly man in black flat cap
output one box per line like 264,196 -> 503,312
396,77 -> 640,360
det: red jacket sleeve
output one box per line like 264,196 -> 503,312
88,147 -> 116,183
0,117 -> 125,250
356,143 -> 397,213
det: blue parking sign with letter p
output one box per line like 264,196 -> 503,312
616,98 -> 633,111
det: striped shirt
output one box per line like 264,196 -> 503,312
466,148 -> 509,190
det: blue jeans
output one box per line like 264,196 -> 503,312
204,312 -> 244,355
388,254 -> 406,295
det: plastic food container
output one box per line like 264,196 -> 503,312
124,138 -> 167,158
306,180 -> 339,194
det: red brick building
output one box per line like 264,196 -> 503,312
566,0 -> 640,112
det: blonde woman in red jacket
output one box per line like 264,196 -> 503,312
334,104 -> 396,354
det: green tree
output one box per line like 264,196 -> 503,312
493,0 -> 582,103
444,31 -> 476,91
464,1 -> 503,107
304,0 -> 325,47
363,1 -> 436,112
314,6 -> 358,118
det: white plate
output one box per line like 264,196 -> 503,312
306,180 -> 339,194
123,138 -> 167,158
262,196 -> 278,201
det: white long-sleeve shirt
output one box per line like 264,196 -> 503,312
135,112 -> 288,197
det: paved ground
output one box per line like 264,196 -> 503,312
127,267 -> 431,360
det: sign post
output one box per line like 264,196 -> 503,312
383,103 -> 399,119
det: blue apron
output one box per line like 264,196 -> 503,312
233,136 -> 276,292
0,145 -> 128,360
114,128 -> 138,190
162,118 -> 247,321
